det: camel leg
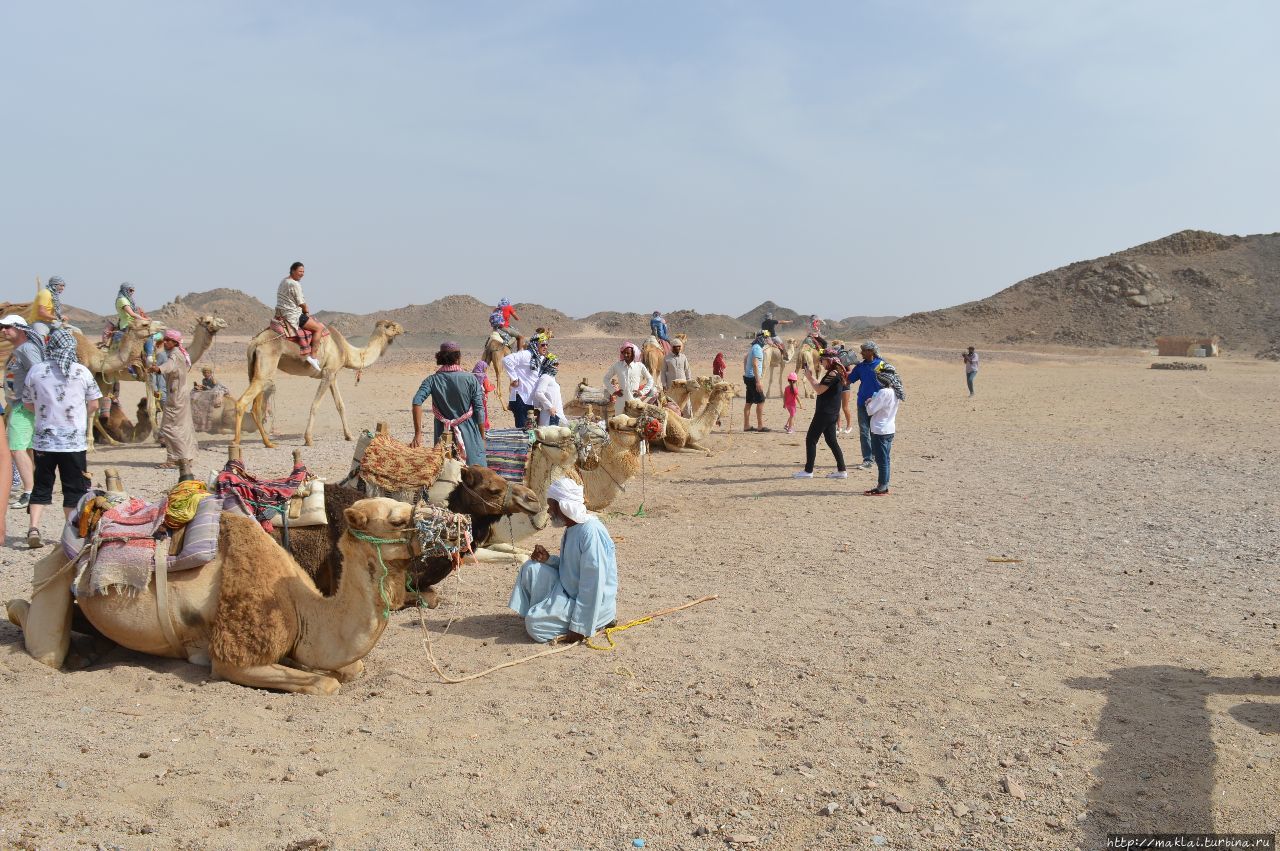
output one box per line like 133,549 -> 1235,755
235,378 -> 274,448
211,659 -> 342,695
471,545 -> 530,563
302,372 -> 337,447
7,551 -> 76,669
328,378 -> 353,442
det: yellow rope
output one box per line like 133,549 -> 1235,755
582,616 -> 653,651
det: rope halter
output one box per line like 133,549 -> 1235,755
349,529 -> 414,620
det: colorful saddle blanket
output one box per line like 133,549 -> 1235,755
484,428 -> 533,484
358,431 -> 445,493
64,491 -> 222,598
214,459 -> 309,532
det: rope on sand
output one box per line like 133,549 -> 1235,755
416,574 -> 718,683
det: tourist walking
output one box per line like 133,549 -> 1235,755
793,349 -> 848,479
864,363 -> 904,495
149,329 -> 198,470
503,332 -> 549,428
782,372 -> 801,434
847,341 -> 884,470
1,315 -> 44,508
21,328 -> 101,548
742,332 -> 768,431
411,341 -> 487,466
962,346 -> 979,396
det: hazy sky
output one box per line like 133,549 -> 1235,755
3,1 -> 1277,319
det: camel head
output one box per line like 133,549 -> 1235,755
198,315 -> 228,335
343,497 -> 419,561
374,320 -> 405,343
450,465 -> 540,518
128,319 -> 163,342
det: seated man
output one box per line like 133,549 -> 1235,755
650,311 -> 670,344
508,478 -> 618,643
276,261 -> 324,372
489,298 -> 521,347
200,366 -> 218,390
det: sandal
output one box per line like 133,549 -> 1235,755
744,426 -> 757,432
757,426 -> 772,432
157,461 -> 178,470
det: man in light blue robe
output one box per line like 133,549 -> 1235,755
508,477 -> 618,643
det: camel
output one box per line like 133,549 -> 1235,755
94,397 -> 155,444
234,320 -> 405,448
481,332 -> 517,407
7,496 -> 419,694
668,375 -> 738,421
762,337 -> 797,398
791,337 -> 843,397
71,320 -> 162,445
642,332 -> 687,379
290,465 -> 541,604
626,381 -> 734,453
192,381 -> 275,435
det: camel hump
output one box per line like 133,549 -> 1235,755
208,513 -> 297,667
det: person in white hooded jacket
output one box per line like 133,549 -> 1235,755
530,353 -> 565,426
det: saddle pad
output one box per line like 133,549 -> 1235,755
359,432 -> 445,492
484,428 -> 533,484
575,385 -> 610,406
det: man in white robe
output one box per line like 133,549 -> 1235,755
603,342 -> 655,415
508,478 -> 618,643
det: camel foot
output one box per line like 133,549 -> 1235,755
406,588 -> 441,609
342,433 -> 353,442
212,660 -> 341,695
304,436 -> 314,447
7,598 -> 29,628
330,660 -> 364,683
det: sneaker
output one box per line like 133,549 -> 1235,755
856,461 -> 874,470
826,471 -> 848,479
792,471 -> 814,479
305,356 -> 322,372
26,529 -> 42,549
16,492 -> 29,509
784,426 -> 794,434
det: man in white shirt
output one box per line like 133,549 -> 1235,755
503,333 -> 550,428
863,362 -> 904,496
661,338 -> 694,416
604,343 -> 655,415
276,262 -> 325,372
21,328 -> 101,548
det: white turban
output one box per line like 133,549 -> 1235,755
547,477 -> 589,524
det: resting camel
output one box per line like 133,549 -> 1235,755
762,337 -> 797,398
287,465 -> 541,599
642,332 -> 687,379
7,496 -> 418,695
234,320 -> 405,448
71,321 -> 162,446
94,397 -> 155,444
626,381 -> 733,453
668,375 -> 738,421
192,382 -> 275,435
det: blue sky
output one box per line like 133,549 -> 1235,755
2,1 -> 1277,318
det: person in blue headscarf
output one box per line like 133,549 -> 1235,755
508,477 -> 618,643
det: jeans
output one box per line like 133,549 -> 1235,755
857,405 -> 873,463
508,396 -> 530,429
966,371 -> 976,395
870,431 -> 894,491
805,415 -> 846,473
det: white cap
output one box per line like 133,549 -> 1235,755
0,314 -> 29,328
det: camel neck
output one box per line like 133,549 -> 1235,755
291,533 -> 403,670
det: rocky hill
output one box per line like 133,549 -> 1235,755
882,230 -> 1280,353
583,309 -> 748,339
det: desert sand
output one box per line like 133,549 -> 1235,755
1,336 -> 1277,850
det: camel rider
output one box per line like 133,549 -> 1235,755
28,276 -> 70,338
604,342 -> 655,415
650,311 -> 671,344
112,282 -> 156,376
761,311 -> 791,354
508,477 -> 618,643
276,262 -> 325,372
489,298 -> 520,348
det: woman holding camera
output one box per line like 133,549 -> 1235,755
793,348 -> 848,479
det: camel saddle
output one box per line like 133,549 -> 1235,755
356,431 -> 446,494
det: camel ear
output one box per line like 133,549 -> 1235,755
344,506 -> 370,530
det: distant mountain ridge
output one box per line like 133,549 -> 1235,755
883,229 -> 1280,353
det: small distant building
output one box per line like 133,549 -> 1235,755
1156,335 -> 1220,357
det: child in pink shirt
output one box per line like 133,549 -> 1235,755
783,372 -> 801,433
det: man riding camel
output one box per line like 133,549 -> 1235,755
649,311 -> 671,345
275,262 -> 325,372
760,311 -> 791,354
29,277 -> 70,338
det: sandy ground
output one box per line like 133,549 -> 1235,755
1,336 -> 1277,851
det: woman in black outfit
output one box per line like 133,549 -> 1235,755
793,348 -> 848,479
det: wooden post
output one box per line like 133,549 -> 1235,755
227,445 -> 241,463
375,421 -> 389,435
177,461 -> 192,482
103,468 -> 123,494
292,449 -> 303,466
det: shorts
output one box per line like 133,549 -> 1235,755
31,449 -> 90,508
7,406 -> 34,451
743,375 -> 765,405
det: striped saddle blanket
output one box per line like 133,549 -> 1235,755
484,428 -> 533,483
